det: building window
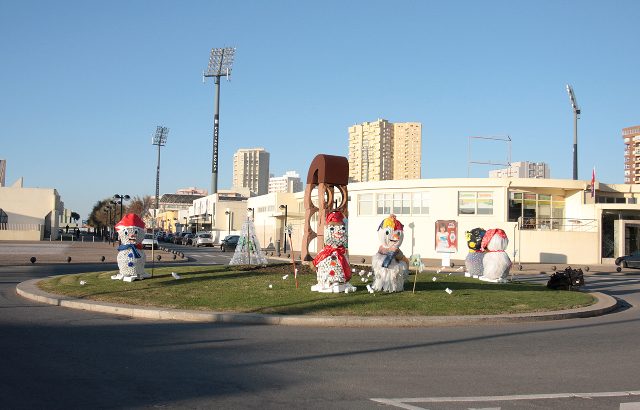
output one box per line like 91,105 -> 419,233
360,191 -> 429,216
458,191 -> 493,215
358,193 -> 374,215
508,191 -> 565,229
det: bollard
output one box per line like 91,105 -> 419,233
156,255 -> 161,261
30,257 -> 36,264
67,256 -> 72,263
100,256 -> 105,262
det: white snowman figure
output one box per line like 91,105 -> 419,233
311,211 -> 355,293
371,214 -> 409,292
480,228 -> 512,283
111,213 -> 150,282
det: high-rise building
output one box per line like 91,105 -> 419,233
393,122 -> 422,180
623,125 -> 640,184
232,148 -> 270,196
269,171 -> 303,193
348,119 -> 421,182
0,159 -> 5,187
489,161 -> 551,179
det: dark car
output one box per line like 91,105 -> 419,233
221,235 -> 239,252
615,250 -> 640,271
174,232 -> 189,244
181,233 -> 194,246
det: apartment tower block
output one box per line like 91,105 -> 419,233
623,125 -> 640,184
232,148 -> 270,196
348,119 -> 422,182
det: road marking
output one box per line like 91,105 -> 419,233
371,391 -> 640,409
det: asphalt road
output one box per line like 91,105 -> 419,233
1,243 -> 640,409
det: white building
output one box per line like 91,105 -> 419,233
489,161 -> 551,179
0,178 -> 64,240
246,177 -> 640,265
268,171 -> 303,193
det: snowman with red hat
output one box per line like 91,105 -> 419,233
311,211 -> 355,293
479,228 -> 511,283
111,213 -> 150,282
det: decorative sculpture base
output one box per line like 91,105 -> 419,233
310,282 -> 357,293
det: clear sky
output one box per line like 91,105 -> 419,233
1,0 -> 638,220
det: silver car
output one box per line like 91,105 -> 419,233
192,232 -> 214,247
141,233 -> 159,250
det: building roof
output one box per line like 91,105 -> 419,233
159,194 -> 204,205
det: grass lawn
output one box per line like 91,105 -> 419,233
38,263 -> 595,316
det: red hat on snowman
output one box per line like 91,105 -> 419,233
115,213 -> 146,231
326,211 -> 346,225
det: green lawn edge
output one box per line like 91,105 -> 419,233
38,263 -> 595,316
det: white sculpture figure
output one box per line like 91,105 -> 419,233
480,228 -> 512,283
230,217 -> 268,265
371,214 -> 409,292
464,227 -> 486,278
311,211 -> 355,293
111,213 -> 150,282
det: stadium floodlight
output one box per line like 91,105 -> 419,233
204,47 -> 236,195
152,125 -> 169,218
566,85 -> 581,180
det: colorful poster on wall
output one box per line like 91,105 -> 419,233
435,220 -> 458,253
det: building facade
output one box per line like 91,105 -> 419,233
623,125 -> 640,184
348,118 -> 421,182
232,148 -> 270,196
0,178 -> 64,240
0,159 -> 6,187
245,177 -> 640,265
489,161 -> 551,179
268,171 -> 303,193
393,122 -> 422,180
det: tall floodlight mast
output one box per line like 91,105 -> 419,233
152,126 -> 169,213
566,84 -> 581,180
204,47 -> 235,195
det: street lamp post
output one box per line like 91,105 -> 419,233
279,204 -> 288,253
113,194 -> 130,221
566,84 -> 581,180
225,210 -> 231,236
203,47 -> 235,195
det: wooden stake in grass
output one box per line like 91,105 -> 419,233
409,254 -> 422,294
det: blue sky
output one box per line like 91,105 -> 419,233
1,0 -> 638,219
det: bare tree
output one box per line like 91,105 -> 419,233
127,195 -> 154,218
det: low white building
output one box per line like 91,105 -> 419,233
0,178 -> 64,240
246,177 -> 640,265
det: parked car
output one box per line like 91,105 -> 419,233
615,250 -> 640,270
141,233 -> 159,250
181,233 -> 195,246
192,232 -> 214,247
165,233 -> 174,243
221,235 -> 240,252
174,232 -> 189,244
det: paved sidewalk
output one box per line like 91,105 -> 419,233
0,240 -> 186,266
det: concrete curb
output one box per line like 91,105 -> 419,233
16,279 -> 620,328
